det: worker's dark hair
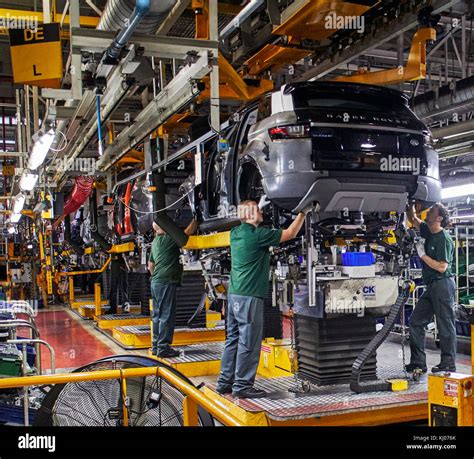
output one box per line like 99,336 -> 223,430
432,202 -> 450,228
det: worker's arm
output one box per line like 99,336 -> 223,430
419,255 -> 448,273
280,212 -> 306,243
148,261 -> 155,275
148,248 -> 155,275
184,218 -> 198,236
407,204 -> 422,230
416,238 -> 451,273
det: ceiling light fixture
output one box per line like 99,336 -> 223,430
19,170 -> 39,191
9,213 -> 22,223
441,184 -> 474,200
27,128 -> 55,171
12,193 -> 26,214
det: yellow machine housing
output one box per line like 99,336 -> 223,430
428,372 -> 473,426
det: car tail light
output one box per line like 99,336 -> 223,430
268,124 -> 310,140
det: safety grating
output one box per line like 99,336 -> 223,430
116,324 -> 225,334
80,304 -> 140,311
114,325 -> 150,335
96,313 -> 148,321
210,376 -> 427,421
158,342 -> 225,364
175,325 -> 225,333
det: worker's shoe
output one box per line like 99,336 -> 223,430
232,387 -> 267,399
431,364 -> 456,373
405,363 -> 427,373
157,347 -> 181,358
215,385 -> 233,395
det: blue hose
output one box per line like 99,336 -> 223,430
106,0 -> 151,61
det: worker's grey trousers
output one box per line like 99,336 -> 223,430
409,277 -> 456,368
217,294 -> 264,393
151,282 -> 177,353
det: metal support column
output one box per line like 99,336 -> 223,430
208,0 -> 219,133
94,282 -> 102,317
69,0 -> 83,100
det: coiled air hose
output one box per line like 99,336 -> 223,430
350,282 -> 413,393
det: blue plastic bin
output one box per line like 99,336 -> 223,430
341,252 -> 375,266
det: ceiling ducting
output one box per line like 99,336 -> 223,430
413,75 -> 474,122
98,0 -> 177,35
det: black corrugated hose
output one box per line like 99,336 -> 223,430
350,281 -> 413,393
151,171 -> 189,248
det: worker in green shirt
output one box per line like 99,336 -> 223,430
407,203 -> 456,373
216,199 -> 311,399
148,218 -> 198,358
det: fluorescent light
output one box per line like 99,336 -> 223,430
361,143 -> 376,148
27,128 -> 55,170
452,214 -> 474,220
12,193 -> 25,214
442,131 -> 472,140
10,213 -> 22,223
19,171 -> 39,191
441,184 -> 474,200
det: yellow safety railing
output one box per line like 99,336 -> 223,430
59,257 -> 111,277
0,366 -> 243,427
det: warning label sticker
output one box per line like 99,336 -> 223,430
261,345 -> 272,354
444,380 -> 459,397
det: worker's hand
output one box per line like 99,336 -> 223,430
258,194 -> 271,210
407,204 -> 416,220
301,204 -> 315,215
415,240 -> 426,258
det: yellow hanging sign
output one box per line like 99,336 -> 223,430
9,23 -> 63,88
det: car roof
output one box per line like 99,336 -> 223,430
282,81 -> 409,104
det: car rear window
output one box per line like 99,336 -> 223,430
292,90 -> 412,117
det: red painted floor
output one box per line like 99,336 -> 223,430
34,309 -> 113,370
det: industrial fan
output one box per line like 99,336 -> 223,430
33,355 -> 214,426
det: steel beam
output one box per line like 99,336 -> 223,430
71,28 -> 218,59
97,52 -> 212,171
432,119 -> 474,138
69,1 -> 83,100
209,0 -> 220,132
155,0 -> 191,36
112,127 -> 220,191
297,0 -> 462,81
52,48 -> 139,183
0,8 -> 100,28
